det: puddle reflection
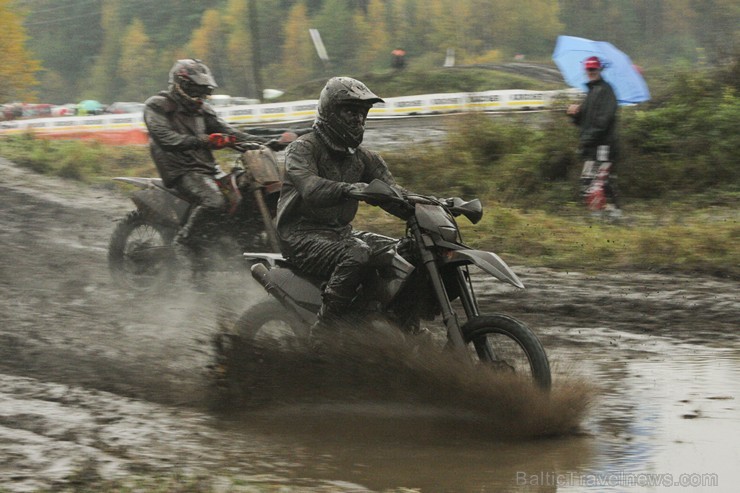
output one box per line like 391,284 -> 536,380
214,328 -> 738,492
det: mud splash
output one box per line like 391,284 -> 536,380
215,334 -> 594,441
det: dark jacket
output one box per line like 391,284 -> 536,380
276,131 -> 398,242
572,78 -> 619,159
143,91 -> 258,187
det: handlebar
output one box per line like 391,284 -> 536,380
347,179 -> 483,224
233,138 -> 289,153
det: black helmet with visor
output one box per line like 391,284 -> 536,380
168,59 -> 218,105
315,77 -> 384,151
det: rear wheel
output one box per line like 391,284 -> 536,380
212,299 -> 310,402
234,299 -> 309,349
108,210 -> 177,291
462,315 -> 551,390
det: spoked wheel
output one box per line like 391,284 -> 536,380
461,315 -> 551,390
212,299 -> 310,403
108,210 -> 177,291
234,299 -> 310,349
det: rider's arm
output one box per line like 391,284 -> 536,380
360,149 -> 409,197
284,140 -> 352,206
202,105 -> 268,144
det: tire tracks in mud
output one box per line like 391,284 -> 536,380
1,154 -> 738,491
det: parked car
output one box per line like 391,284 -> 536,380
105,102 -> 145,114
51,104 -> 78,117
22,103 -> 53,118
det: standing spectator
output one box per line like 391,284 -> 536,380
567,56 -> 622,220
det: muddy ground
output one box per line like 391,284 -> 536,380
0,143 -> 738,492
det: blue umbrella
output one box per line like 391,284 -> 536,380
552,35 -> 650,105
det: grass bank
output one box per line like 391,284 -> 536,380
3,132 -> 735,278
1,63 -> 737,278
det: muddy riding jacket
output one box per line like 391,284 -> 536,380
571,78 -> 619,160
144,91 -> 258,187
275,131 -> 399,245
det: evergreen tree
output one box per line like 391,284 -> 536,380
189,9 -> 228,90
312,0 -> 358,74
0,0 -> 41,102
117,19 -> 159,101
86,0 -> 124,103
224,0 -> 255,98
280,1 -> 315,87
354,0 -> 390,70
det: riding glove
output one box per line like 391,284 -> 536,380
207,133 -> 237,149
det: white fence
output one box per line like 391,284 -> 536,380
0,89 -> 576,137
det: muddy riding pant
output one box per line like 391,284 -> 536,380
283,230 -> 399,314
173,172 -> 227,253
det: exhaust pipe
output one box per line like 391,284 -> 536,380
251,262 -> 290,307
251,262 -> 271,289
250,262 -> 309,324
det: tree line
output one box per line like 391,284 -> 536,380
3,0 -> 738,104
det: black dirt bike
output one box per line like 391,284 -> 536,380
230,179 -> 551,390
108,133 -> 297,291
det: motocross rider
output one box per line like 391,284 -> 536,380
143,58 -> 266,283
276,77 -> 411,339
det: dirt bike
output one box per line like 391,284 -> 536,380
229,179 -> 551,390
108,134 -> 296,291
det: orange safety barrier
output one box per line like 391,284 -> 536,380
32,128 -> 149,145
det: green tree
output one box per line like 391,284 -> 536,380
86,0 -> 124,102
117,19 -> 159,101
189,9 -> 227,89
511,0 -> 562,56
690,0 -> 739,63
0,0 -> 41,102
354,0 -> 390,70
312,0 -> 358,73
224,0 -> 255,98
280,1 -> 315,87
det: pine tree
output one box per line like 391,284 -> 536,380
189,9 -> 227,88
117,19 -> 159,101
0,0 -> 41,102
280,1 -> 315,87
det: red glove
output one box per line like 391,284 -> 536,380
208,133 -> 236,149
278,131 -> 298,144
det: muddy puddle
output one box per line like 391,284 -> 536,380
0,147 -> 738,492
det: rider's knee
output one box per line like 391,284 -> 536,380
200,192 -> 227,211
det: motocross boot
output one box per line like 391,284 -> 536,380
309,288 -> 354,352
173,208 -> 211,291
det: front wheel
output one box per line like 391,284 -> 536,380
462,315 -> 551,390
108,210 -> 177,291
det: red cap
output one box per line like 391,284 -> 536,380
584,56 -> 602,70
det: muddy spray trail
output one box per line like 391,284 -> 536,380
1,138 -> 738,493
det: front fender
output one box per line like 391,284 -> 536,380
447,249 -> 524,289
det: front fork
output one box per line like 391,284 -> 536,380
410,223 -> 467,350
454,265 -> 499,361
411,219 -> 498,361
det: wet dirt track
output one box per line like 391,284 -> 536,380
1,135 -> 739,492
